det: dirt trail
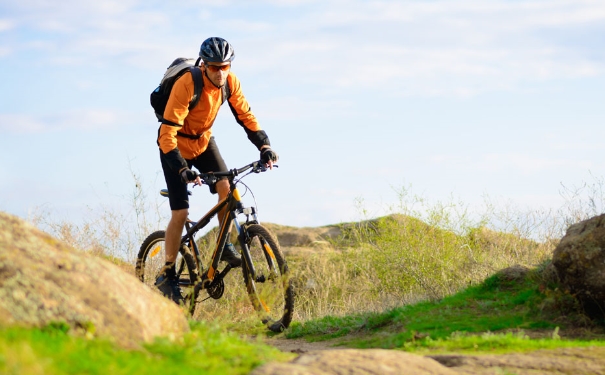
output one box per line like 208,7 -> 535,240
264,337 -> 605,375
264,337 -> 341,354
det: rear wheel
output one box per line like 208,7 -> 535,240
241,224 -> 294,332
136,230 -> 198,312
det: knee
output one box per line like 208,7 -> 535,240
216,179 -> 230,197
171,209 -> 189,225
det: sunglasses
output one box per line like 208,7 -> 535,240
205,64 -> 231,72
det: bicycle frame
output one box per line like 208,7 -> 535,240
179,170 -> 259,291
141,160 -> 293,331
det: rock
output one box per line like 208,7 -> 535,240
0,212 -> 189,347
495,264 -> 530,283
250,349 -> 458,375
552,214 -> 605,319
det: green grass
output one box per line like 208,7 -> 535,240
18,180 -> 605,368
285,270 -> 605,354
401,330 -> 605,354
0,321 -> 291,375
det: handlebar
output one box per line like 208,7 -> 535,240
198,160 -> 275,186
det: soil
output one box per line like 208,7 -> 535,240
264,337 -> 341,354
263,330 -> 605,375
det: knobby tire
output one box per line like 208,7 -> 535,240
241,224 -> 294,332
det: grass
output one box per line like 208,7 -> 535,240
0,321 -> 291,375
284,211 -> 555,323
17,175 -> 604,369
285,268 -> 605,354
2,267 -> 602,375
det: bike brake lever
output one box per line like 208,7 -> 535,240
254,164 -> 278,173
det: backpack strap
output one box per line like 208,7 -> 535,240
188,66 -> 203,110
176,72 -> 231,140
175,67 -> 204,139
161,66 -> 203,128
221,80 -> 231,105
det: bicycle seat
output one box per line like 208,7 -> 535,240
160,189 -> 192,197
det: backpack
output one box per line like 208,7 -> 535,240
150,57 -> 231,127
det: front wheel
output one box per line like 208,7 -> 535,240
241,224 -> 294,332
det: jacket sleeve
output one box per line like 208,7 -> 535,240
157,72 -> 194,155
227,74 -> 271,150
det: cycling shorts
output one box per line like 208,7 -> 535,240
160,136 -> 228,211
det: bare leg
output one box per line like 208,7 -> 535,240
165,209 -> 188,263
214,179 -> 241,266
215,179 -> 230,229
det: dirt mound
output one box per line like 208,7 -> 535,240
260,223 -> 342,247
0,212 -> 189,347
198,222 -> 345,257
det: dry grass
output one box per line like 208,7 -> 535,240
25,174 -> 605,329
29,169 -> 168,265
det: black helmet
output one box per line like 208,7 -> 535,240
199,37 -> 235,63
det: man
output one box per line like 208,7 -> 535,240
156,37 -> 278,304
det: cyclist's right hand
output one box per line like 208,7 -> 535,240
180,168 -> 201,185
260,147 -> 278,170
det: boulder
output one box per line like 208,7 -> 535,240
552,214 -> 605,318
495,264 -> 530,283
250,349 -> 458,375
0,212 -> 189,347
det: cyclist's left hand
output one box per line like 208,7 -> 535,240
260,147 -> 278,170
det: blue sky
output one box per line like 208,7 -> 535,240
1,0 -> 604,230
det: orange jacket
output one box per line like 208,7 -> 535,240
157,68 -> 263,160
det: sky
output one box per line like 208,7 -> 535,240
1,0 -> 604,232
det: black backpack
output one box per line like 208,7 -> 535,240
150,57 -> 231,128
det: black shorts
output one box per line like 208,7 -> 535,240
160,136 -> 228,210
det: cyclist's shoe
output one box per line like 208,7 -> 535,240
220,243 -> 242,268
155,274 -> 184,305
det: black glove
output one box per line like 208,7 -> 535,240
180,168 -> 199,183
260,147 -> 278,164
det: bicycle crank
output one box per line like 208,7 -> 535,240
206,278 -> 225,299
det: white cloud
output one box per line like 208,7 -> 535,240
0,19 -> 15,32
226,1 -> 605,96
2,0 -> 605,97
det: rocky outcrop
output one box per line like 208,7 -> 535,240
552,214 -> 605,318
0,212 -> 189,347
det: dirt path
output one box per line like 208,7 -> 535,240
264,337 -> 341,354
263,337 -> 605,374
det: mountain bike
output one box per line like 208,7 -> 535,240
135,160 -> 294,332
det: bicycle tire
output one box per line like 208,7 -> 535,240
136,230 -> 199,311
241,224 -> 294,332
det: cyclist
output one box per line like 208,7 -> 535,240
156,37 -> 278,304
